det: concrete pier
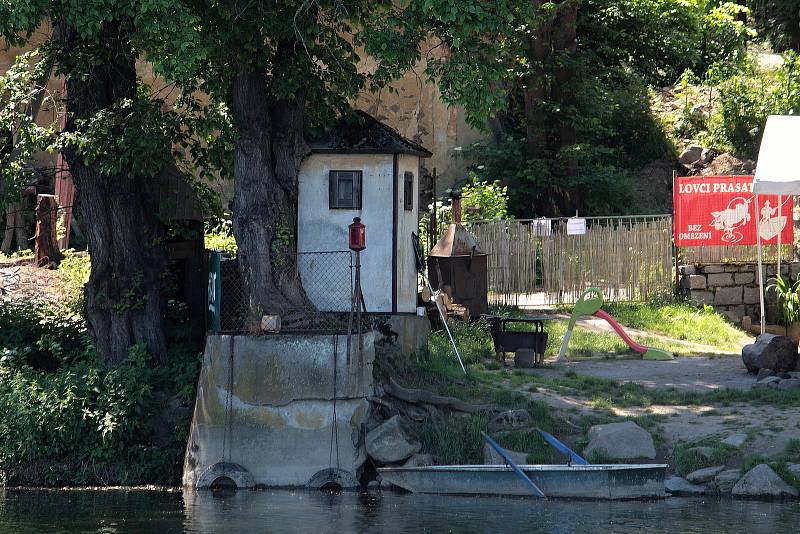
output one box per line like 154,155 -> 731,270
182,333 -> 374,489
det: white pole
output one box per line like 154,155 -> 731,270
756,193 -> 766,335
777,195 -> 782,278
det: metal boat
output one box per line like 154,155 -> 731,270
377,464 -> 668,499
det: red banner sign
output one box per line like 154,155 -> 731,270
673,175 -> 793,247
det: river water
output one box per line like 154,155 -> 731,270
1,488 -> 799,533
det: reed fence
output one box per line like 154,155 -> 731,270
461,215 -> 674,306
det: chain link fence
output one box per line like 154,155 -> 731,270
210,250 -> 354,334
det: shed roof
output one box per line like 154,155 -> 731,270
309,110 -> 432,157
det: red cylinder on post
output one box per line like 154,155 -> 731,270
348,217 -> 366,251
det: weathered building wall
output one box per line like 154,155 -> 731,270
183,333 -> 375,489
396,153 -> 421,313
679,262 -> 799,325
355,39 -> 486,193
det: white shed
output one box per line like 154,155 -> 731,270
297,111 -> 432,314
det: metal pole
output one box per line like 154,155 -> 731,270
355,249 -> 363,367
756,193 -> 766,334
777,195 -> 782,278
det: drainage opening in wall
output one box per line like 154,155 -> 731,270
210,476 -> 238,491
319,481 -> 344,493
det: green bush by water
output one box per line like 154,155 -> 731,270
0,300 -> 199,486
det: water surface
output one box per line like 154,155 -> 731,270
1,488 -> 798,533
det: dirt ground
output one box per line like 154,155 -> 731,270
0,256 -> 66,304
515,353 -> 800,462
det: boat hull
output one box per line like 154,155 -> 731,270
377,464 -> 668,499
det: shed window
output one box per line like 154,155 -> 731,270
329,170 -> 362,209
403,171 -> 414,211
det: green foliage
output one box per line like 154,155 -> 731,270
58,251 -> 91,313
0,50 -> 58,209
204,219 -> 237,256
673,440 -> 738,476
767,274 -> 800,327
0,300 -> 200,486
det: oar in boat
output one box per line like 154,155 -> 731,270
481,432 -> 545,498
536,428 -> 588,465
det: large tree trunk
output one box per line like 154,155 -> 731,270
62,22 -> 168,365
524,0 -> 554,156
551,0 -> 578,179
229,63 -> 311,327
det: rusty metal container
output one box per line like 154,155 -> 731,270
427,202 -> 489,318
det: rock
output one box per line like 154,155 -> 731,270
487,409 -> 532,433
686,465 -> 726,484
679,144 -> 704,165
367,480 -> 381,490
754,375 -> 782,388
711,469 -> 742,495
756,368 -> 776,381
700,148 -> 717,165
366,416 -> 421,464
721,433 -> 747,448
402,453 -> 436,468
686,446 -> 714,460
742,334 -> 798,374
584,421 -> 656,461
731,464 -> 799,499
483,442 -> 528,465
777,378 -> 800,390
665,476 -> 707,495
700,153 -> 754,176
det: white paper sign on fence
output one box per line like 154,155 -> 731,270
531,219 -> 551,236
566,218 -> 586,235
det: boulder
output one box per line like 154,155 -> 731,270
731,464 -> 799,499
679,144 -> 704,165
777,378 -> 800,390
366,416 -> 421,464
711,469 -> 742,495
665,476 -> 707,496
488,409 -> 532,433
483,442 -> 528,465
402,453 -> 437,468
699,148 -> 717,165
742,334 -> 798,374
721,433 -> 747,449
584,421 -> 656,461
756,368 -> 776,381
686,465 -> 725,484
754,375 -> 782,388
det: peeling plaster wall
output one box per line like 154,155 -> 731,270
183,334 -> 374,488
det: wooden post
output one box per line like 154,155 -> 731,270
34,194 -> 63,268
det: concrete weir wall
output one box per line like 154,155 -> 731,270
183,333 -> 375,489
679,262 -> 800,324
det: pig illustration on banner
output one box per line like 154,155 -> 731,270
710,197 -> 751,243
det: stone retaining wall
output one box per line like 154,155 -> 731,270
679,262 -> 800,325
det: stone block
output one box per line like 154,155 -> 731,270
766,264 -> 790,276
680,265 -> 697,276
689,290 -> 714,306
715,286 -> 743,305
721,305 -> 745,324
701,264 -> 724,274
734,272 -> 755,284
687,275 -> 706,289
708,273 -> 734,286
791,263 -> 800,277
744,286 -> 762,305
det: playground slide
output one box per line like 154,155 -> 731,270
593,309 -> 648,354
557,288 -> 673,361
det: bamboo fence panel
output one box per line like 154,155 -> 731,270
465,216 -> 673,306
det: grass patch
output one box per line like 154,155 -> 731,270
673,441 -> 738,476
603,300 -> 748,351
